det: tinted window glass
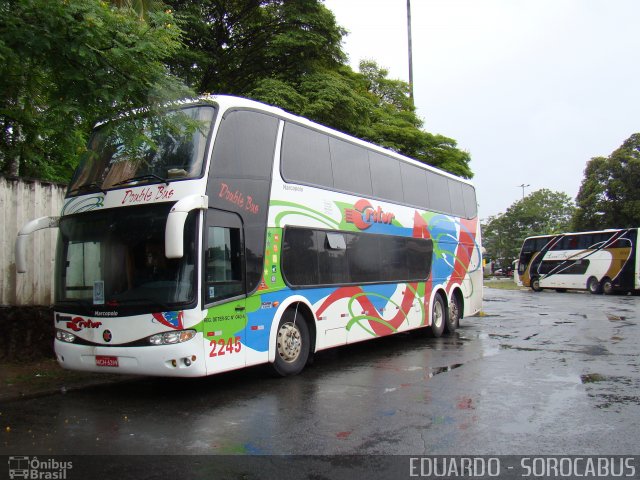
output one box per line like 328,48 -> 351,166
330,137 -> 372,196
282,227 -> 433,286
381,236 -> 409,280
448,179 -> 465,217
205,226 -> 243,303
318,232 -> 350,284
462,184 -> 477,219
70,106 -> 215,194
401,163 -> 428,208
407,237 -> 434,280
213,110 -> 277,179
369,152 -> 403,203
281,228 -> 319,286
427,172 -> 451,214
347,234 -> 380,283
281,123 -> 333,187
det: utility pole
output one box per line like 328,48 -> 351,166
407,0 -> 414,103
517,183 -> 530,199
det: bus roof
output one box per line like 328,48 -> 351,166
199,95 -> 476,187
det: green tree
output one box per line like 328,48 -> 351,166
573,133 -> 640,230
2,0 -> 474,183
0,0 -> 189,181
483,189 -> 575,265
356,61 -> 472,178
166,1 -> 473,178
165,0 -> 346,94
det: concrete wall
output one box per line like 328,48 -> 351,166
0,176 -> 66,306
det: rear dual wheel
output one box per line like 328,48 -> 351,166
587,277 -> 601,294
446,294 -> 461,333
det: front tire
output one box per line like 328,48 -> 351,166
429,293 -> 446,338
272,308 -> 310,377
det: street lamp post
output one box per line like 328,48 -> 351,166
407,0 -> 414,103
517,183 -> 530,199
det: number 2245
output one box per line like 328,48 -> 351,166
209,336 -> 242,357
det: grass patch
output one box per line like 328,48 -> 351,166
483,279 -> 523,290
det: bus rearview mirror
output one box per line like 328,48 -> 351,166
165,194 -> 208,259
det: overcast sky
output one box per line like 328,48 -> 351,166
322,0 -> 640,220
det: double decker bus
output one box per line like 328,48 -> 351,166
16,95 -> 482,377
517,228 -> 640,294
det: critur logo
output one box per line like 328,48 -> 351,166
344,199 -> 396,230
56,314 -> 102,332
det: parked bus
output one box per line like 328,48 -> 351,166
517,228 -> 640,294
16,95 -> 482,377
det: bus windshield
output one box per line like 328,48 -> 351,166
55,204 -> 198,314
68,105 -> 216,195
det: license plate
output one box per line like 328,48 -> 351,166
95,355 -> 119,367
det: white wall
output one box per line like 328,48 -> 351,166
0,177 -> 66,305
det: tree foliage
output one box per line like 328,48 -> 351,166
482,189 -> 575,265
0,0 -> 189,181
1,0 -> 473,183
573,133 -> 640,230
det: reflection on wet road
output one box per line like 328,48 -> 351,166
2,289 -> 639,455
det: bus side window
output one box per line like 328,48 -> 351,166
205,225 -> 244,303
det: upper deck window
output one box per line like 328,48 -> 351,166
68,105 -> 216,196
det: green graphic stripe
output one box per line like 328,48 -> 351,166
346,315 -> 398,336
346,292 -> 410,336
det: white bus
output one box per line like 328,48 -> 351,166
517,228 -> 640,294
16,95 -> 483,377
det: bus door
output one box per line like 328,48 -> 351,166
203,209 -> 247,374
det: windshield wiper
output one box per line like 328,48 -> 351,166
68,182 -> 106,195
113,174 -> 169,187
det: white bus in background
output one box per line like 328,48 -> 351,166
517,228 -> 640,294
16,95 -> 483,378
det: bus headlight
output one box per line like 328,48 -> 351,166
149,329 -> 196,345
56,329 -> 76,343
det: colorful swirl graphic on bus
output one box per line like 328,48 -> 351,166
315,284 -> 423,337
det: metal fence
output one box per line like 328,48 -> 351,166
0,177 -> 66,306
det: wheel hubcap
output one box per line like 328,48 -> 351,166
433,302 -> 443,328
450,302 -> 459,322
277,322 -> 302,363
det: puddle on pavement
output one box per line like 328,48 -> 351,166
426,363 -> 463,379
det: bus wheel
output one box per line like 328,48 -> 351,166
429,293 -> 446,338
587,277 -> 601,294
531,277 -> 542,292
601,278 -> 614,295
445,294 -> 460,334
272,308 -> 310,377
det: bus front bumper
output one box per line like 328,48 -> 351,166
54,339 -> 207,377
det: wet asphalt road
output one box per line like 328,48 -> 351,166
2,287 -> 639,457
